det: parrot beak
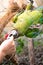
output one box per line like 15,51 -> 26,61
5,30 -> 19,40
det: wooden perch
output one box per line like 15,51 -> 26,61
28,38 -> 35,65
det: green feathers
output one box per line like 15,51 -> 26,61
13,10 -> 42,35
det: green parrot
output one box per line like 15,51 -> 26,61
13,10 -> 42,35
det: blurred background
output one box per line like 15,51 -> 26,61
0,0 -> 37,18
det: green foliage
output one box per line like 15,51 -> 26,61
16,38 -> 24,54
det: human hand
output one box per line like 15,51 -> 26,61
0,36 -> 16,56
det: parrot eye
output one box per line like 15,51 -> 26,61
9,34 -> 13,37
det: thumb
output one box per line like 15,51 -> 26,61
1,36 -> 14,45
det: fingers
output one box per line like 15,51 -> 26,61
6,46 -> 16,55
1,36 -> 14,49
7,36 -> 14,43
1,36 -> 16,56
1,36 -> 13,45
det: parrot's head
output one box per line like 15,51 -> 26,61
5,30 -> 19,39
